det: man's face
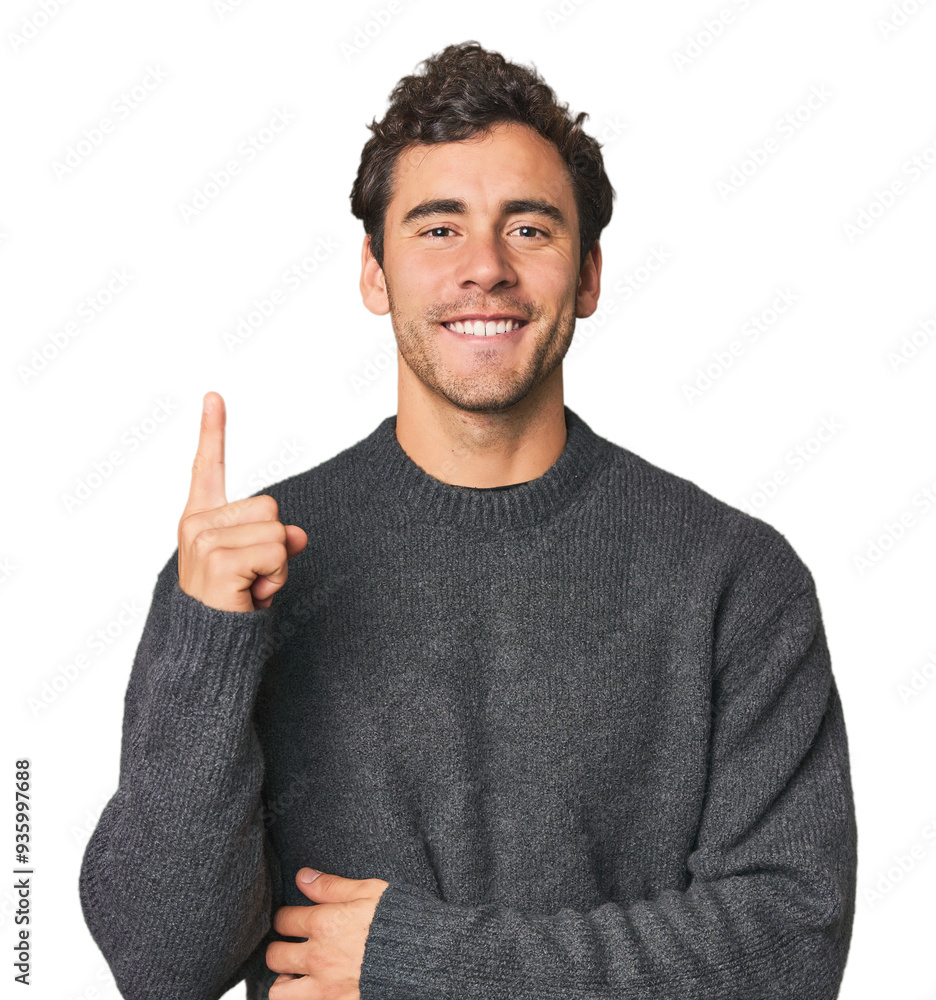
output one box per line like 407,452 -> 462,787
368,121 -> 595,413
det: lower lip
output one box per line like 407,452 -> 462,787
439,322 -> 527,343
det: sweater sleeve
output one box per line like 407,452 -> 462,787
358,565 -> 858,999
78,550 -> 279,1000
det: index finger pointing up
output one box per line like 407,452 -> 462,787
186,391 -> 227,513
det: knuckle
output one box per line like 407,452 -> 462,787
324,904 -> 349,936
213,505 -> 238,529
264,542 -> 288,569
178,510 -> 198,536
192,527 -> 218,551
256,494 -> 279,518
295,906 -> 315,934
204,545 -> 230,572
302,907 -> 323,938
191,452 -> 212,479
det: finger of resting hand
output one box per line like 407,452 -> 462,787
265,939 -> 307,975
273,904 -> 317,938
271,973 -> 303,986
268,974 -> 306,999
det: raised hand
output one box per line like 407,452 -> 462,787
177,392 -> 308,613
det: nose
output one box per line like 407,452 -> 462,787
453,230 -> 518,293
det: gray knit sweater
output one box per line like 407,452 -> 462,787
79,405 -> 857,999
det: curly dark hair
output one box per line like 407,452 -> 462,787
350,41 -> 615,275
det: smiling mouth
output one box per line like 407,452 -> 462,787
441,319 -> 528,337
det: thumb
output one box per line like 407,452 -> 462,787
285,524 -> 308,558
295,868 -> 366,902
295,868 -> 328,900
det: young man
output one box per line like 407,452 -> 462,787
80,42 -> 857,1000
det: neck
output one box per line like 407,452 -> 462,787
394,366 -> 568,488
358,402 -> 610,535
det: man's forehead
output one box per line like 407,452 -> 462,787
387,124 -> 575,219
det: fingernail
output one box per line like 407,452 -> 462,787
203,393 -> 213,414
299,868 -> 321,883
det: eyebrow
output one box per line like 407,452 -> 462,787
400,198 -> 569,231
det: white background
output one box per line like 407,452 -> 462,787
3,0 -> 935,997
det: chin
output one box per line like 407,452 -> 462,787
436,377 -> 539,414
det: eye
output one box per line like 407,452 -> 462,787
421,227 -> 454,239
510,225 -> 546,239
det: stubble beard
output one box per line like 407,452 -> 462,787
386,279 -> 577,414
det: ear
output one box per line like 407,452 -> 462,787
575,241 -> 602,319
360,234 -> 390,316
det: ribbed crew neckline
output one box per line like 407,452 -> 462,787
357,405 -> 612,533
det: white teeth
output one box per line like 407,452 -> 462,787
444,319 -> 524,336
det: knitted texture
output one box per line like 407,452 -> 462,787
79,406 -> 857,999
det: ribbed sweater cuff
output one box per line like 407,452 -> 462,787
361,883 -> 475,996
154,582 -> 274,707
